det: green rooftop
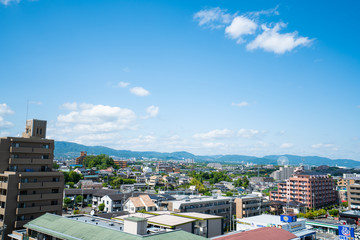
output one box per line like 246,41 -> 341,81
24,214 -> 207,240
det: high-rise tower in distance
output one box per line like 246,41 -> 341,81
0,119 -> 64,238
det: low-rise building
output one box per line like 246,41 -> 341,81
234,194 -> 270,219
123,194 -> 157,213
236,214 -> 316,240
115,211 -> 223,238
165,195 -> 233,228
9,213 -> 206,240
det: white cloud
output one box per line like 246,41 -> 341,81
255,141 -> 270,148
311,143 -> 338,151
0,0 -> 20,5
238,128 -> 260,138
247,22 -> 313,54
0,103 -> 14,115
232,101 -> 249,107
193,7 -> 232,29
52,103 -> 137,144
225,16 -> 257,43
0,103 -> 14,129
60,102 -> 78,111
130,87 -> 150,96
202,142 -> 225,148
280,143 -> 294,149
193,129 -> 234,140
145,105 -> 159,118
117,81 -> 130,88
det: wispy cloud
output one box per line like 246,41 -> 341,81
0,0 -> 20,5
311,143 -> 338,150
193,7 -> 232,29
0,103 -> 14,128
232,101 -> 249,107
60,102 -> 78,111
280,143 -> 294,149
247,5 -> 279,17
193,129 -> 234,140
144,105 -> 159,118
130,87 -> 150,96
246,22 -> 313,54
116,81 -> 130,88
238,128 -> 262,138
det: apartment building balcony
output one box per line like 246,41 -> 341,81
43,182 -> 62,188
16,204 -> 61,215
32,148 -> 52,154
18,182 -> 43,189
10,146 -> 32,153
9,157 -> 53,165
41,204 -> 61,212
0,182 -> 8,189
18,193 -> 62,202
0,195 -> 6,202
16,206 -> 41,215
18,182 -> 63,189
243,203 -> 266,208
41,193 -> 62,200
15,220 -> 28,228
18,194 -> 41,201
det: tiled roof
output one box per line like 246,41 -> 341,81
140,195 -> 156,207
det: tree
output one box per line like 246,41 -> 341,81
98,203 -> 105,211
242,176 -> 249,188
83,154 -> 117,170
75,195 -> 83,205
53,162 -> 60,169
69,171 -> 82,184
225,192 -> 233,196
342,201 -> 348,208
329,209 -> 339,216
64,197 -> 72,207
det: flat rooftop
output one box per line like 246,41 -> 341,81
174,212 -> 223,220
237,214 -> 300,226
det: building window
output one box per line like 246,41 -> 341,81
53,178 -> 59,182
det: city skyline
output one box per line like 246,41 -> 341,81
1,0 -> 360,160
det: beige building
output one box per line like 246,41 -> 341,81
0,119 -> 64,238
235,194 -> 270,219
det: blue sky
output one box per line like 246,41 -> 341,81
1,0 -> 360,160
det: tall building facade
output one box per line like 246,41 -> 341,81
75,151 -> 87,165
0,119 -> 64,237
270,172 -> 336,209
346,177 -> 360,210
270,166 -> 296,181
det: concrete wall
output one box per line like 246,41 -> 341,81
207,218 -> 223,238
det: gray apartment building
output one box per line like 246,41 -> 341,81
0,119 -> 64,238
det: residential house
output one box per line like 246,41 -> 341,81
123,194 -> 157,213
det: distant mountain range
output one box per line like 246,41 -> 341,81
54,141 -> 360,168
